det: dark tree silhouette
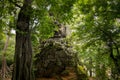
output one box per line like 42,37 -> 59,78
12,0 -> 32,80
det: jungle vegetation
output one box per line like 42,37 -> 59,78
0,0 -> 120,80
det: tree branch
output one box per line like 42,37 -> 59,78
8,0 -> 22,8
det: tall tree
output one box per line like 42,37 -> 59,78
12,0 -> 32,80
1,30 -> 10,80
0,0 -> 77,79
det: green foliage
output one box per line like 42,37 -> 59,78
70,0 -> 120,79
30,0 -> 78,40
0,0 -> 78,64
77,65 -> 88,80
77,65 -> 86,74
1,0 -> 120,79
0,33 -> 15,67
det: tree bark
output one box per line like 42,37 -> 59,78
89,58 -> 92,77
1,33 -> 10,80
12,0 -> 32,80
108,41 -> 120,79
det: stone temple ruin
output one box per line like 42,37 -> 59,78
34,23 -> 76,78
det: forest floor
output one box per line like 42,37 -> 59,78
36,72 -> 77,80
36,67 -> 77,80
4,67 -> 77,80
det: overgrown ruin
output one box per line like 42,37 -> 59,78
34,25 -> 77,79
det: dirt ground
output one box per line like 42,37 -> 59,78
36,67 -> 77,80
4,67 -> 77,80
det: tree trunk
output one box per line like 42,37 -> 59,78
12,0 -> 32,80
1,34 -> 10,80
108,41 -> 120,79
89,58 -> 92,77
